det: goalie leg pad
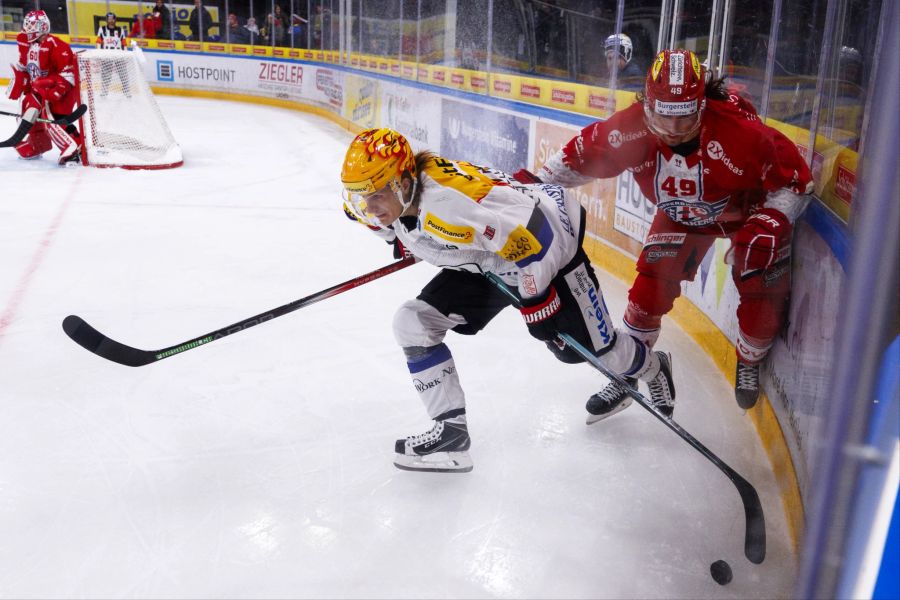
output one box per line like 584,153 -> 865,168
15,126 -> 52,159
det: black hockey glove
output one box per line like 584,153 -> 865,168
519,285 -> 564,343
512,169 -> 543,184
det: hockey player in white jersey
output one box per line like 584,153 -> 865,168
341,128 -> 675,473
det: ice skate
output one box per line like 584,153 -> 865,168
585,377 -> 636,424
393,419 -> 473,473
735,360 -> 761,409
646,351 -> 675,417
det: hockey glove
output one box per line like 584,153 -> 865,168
520,285 -> 564,343
727,208 -> 792,273
31,76 -> 69,103
6,64 -> 29,100
392,238 -> 412,260
512,169 -> 543,184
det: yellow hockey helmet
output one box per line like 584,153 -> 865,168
341,128 -> 417,225
341,128 -> 416,195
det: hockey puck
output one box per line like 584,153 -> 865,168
710,559 -> 732,585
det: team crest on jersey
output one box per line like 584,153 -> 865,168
499,225 -> 541,263
657,197 -> 730,227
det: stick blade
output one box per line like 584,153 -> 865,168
737,477 -> 767,563
62,315 -> 157,367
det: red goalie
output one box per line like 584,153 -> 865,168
7,10 -> 82,164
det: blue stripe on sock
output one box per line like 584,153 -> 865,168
407,343 -> 452,374
622,336 -> 647,377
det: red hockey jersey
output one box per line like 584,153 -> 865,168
16,32 -> 78,97
543,95 -> 813,229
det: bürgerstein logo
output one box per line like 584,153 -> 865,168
706,140 -> 744,175
607,129 -> 646,149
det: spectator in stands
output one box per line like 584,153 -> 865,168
290,13 -> 308,48
244,16 -> 260,45
152,0 -> 171,40
272,4 -> 288,46
188,0 -> 212,42
260,8 -> 287,47
129,12 -> 162,40
226,12 -> 249,44
605,33 -> 643,91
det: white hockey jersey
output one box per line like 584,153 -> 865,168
363,156 -> 583,301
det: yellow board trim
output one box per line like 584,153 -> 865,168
585,241 -> 805,551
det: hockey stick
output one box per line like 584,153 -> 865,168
0,104 -> 87,148
485,273 -> 766,564
63,256 -> 418,367
0,104 -> 87,126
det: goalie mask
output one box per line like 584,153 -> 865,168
23,10 -> 51,43
643,49 -> 706,144
341,128 -> 417,227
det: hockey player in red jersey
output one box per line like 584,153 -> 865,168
6,10 -> 82,164
520,49 -> 813,413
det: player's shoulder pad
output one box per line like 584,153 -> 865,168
422,156 -> 503,203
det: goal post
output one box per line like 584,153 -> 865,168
77,49 -> 183,170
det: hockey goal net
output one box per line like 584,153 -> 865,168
77,49 -> 183,169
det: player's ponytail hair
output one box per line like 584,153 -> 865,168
414,150 -> 437,177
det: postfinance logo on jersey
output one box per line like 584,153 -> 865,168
423,213 -> 475,243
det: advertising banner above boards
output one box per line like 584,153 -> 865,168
64,1 -> 220,40
439,98 -> 529,175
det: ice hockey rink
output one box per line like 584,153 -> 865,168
0,96 -> 796,598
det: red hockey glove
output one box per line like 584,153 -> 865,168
520,285 -> 564,342
6,64 -> 29,100
392,238 -> 413,260
728,208 -> 792,273
31,76 -> 69,103
512,169 -> 542,184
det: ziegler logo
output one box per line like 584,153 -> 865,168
706,140 -> 744,175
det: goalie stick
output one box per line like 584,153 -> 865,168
485,272 -> 766,565
0,104 -> 87,148
63,256 -> 418,367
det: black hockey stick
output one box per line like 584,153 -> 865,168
485,273 -> 766,564
0,104 -> 87,148
63,256 -> 418,367
0,104 -> 86,126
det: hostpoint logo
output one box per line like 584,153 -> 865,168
157,60 -> 174,82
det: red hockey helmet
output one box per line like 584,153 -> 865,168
23,10 -> 51,43
643,49 -> 706,143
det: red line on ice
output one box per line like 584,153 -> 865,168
0,189 -> 75,340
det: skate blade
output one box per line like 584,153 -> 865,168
393,451 -> 473,473
585,397 -> 634,425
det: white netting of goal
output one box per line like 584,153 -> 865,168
78,49 -> 183,169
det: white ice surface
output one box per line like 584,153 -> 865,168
0,96 -> 796,598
